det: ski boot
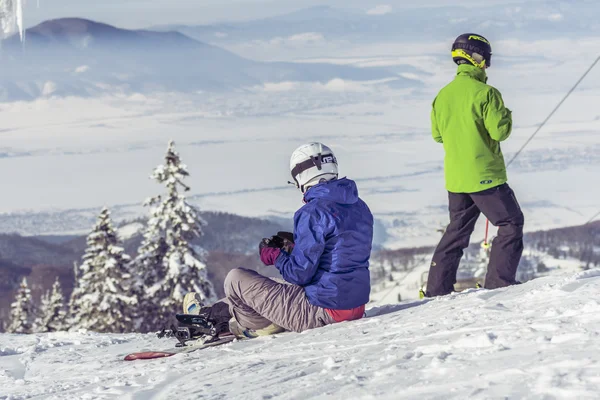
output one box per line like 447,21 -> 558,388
183,292 -> 205,315
181,295 -> 233,336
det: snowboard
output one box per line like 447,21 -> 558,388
124,334 -> 237,361
124,313 -> 236,361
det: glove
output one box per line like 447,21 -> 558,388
257,231 -> 296,266
258,236 -> 283,266
260,247 -> 281,266
259,236 -> 284,252
276,231 -> 294,244
276,231 -> 295,254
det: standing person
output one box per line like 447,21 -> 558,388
425,33 -> 525,297
184,142 -> 374,338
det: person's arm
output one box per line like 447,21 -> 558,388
275,209 -> 327,286
484,88 -> 513,142
431,99 -> 443,143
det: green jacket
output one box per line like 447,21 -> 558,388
431,64 -> 512,193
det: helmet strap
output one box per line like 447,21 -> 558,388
312,154 -> 322,170
290,153 -> 337,191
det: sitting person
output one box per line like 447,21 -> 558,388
184,142 -> 374,338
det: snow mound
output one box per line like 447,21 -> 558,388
2,270 -> 600,399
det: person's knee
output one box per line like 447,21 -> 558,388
516,211 -> 525,228
224,268 -> 250,297
442,225 -> 472,249
498,213 -> 524,237
512,210 -> 525,231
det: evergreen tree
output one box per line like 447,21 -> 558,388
69,207 -> 136,333
134,140 -> 216,331
7,277 -> 35,334
35,277 -> 67,333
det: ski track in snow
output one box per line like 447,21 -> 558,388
2,270 -> 600,399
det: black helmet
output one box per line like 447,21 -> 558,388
451,33 -> 492,68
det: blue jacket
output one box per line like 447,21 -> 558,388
275,178 -> 373,309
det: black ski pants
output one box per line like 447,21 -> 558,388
426,183 -> 524,297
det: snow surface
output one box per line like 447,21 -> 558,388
2,269 -> 600,399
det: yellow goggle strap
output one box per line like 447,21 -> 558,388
451,49 -> 487,69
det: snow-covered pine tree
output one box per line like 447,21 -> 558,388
134,140 -> 216,331
35,277 -> 67,333
35,291 -> 51,333
69,207 -> 137,333
7,277 -> 35,334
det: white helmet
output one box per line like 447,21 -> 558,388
289,142 -> 338,193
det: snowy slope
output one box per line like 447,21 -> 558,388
2,269 -> 600,399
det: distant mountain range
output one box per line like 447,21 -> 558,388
0,18 -> 415,101
158,2 -> 600,45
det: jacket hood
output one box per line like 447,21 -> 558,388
304,178 -> 359,205
456,64 -> 487,83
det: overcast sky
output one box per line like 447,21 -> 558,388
25,0 -> 537,29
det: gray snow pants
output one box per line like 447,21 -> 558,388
426,183 -> 525,297
224,268 -> 335,333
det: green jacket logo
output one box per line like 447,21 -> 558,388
480,180 -> 493,185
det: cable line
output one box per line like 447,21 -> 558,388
506,55 -> 600,168
486,55 -> 600,231
586,210 -> 600,225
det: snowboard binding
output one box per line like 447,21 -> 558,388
158,314 -> 219,347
